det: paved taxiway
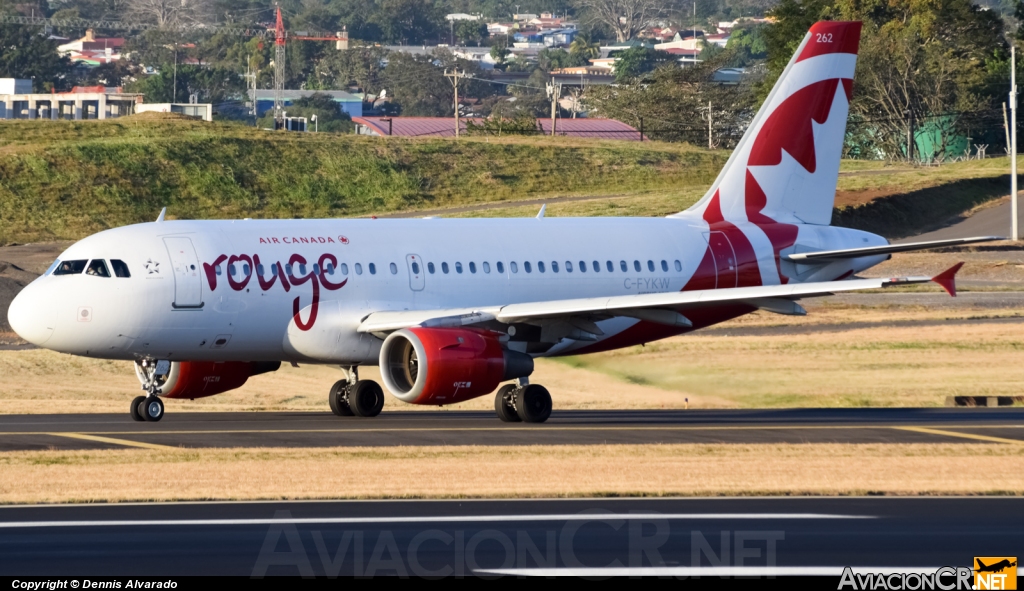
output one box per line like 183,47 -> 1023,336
0,408 -> 1021,451
0,497 -> 1020,576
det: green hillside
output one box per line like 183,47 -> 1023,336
0,115 -> 726,245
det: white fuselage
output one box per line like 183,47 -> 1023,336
9,214 -> 887,364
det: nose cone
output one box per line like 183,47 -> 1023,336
7,282 -> 56,346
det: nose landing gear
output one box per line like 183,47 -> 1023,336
130,359 -> 168,422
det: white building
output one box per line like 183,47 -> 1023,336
0,79 -> 142,120
445,13 -> 481,21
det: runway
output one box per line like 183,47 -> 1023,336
0,497 -> 1020,576
0,408 -> 1022,451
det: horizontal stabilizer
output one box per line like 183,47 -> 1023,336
783,236 -> 1002,263
931,262 -> 964,297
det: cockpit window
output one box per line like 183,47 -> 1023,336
53,260 -> 87,275
44,259 -> 60,276
85,259 -> 111,277
110,259 -> 131,278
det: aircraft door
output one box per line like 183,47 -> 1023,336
163,237 -> 204,308
705,231 -> 737,289
406,254 -> 425,291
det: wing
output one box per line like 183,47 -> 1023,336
358,263 -> 964,337
784,236 -> 1000,263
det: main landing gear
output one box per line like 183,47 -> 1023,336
329,366 -> 384,418
494,380 -> 552,423
131,359 -> 166,422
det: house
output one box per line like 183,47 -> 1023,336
250,89 -> 363,118
57,29 -> 125,57
487,22 -> 514,35
445,13 -> 481,21
705,33 -> 730,47
513,13 -> 538,21
541,29 -> 578,47
352,116 -> 646,140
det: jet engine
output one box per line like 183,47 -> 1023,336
135,361 -> 281,399
379,327 -> 534,405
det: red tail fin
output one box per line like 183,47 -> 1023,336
931,262 -> 964,297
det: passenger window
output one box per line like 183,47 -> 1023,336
674,260 -> 682,272
647,260 -> 655,272
229,264 -> 237,278
537,261 -> 545,273
325,263 -> 334,274
428,262 -> 436,274
524,261 -> 532,273
510,262 -> 518,273
592,261 -> 599,272
110,259 -> 131,278
297,264 -> 306,275
469,262 -> 477,274
257,264 -> 265,276
634,260 -> 641,272
286,264 -> 293,276
390,262 -> 398,274
341,263 -> 349,275
442,262 -> 450,274
606,261 -> 613,272
552,261 -> 559,273
483,262 -> 491,273
497,262 -> 505,273
54,260 -> 87,275
661,260 -> 669,272
566,261 -> 573,272
456,262 -> 463,274
369,263 -> 376,275
245,264 -> 253,276
620,260 -> 627,272
85,259 -> 110,277
271,264 -> 278,276
579,261 -> 586,273
355,263 -> 363,275
412,262 -> 420,274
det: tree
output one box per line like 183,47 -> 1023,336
0,24 -> 73,91
585,51 -> 759,145
123,0 -> 193,27
455,20 -> 488,45
612,46 -> 670,82
573,0 -> 665,42
569,32 -> 601,59
490,44 -> 511,69
265,92 -> 354,133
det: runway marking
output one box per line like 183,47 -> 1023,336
894,426 -> 1024,445
0,512 -> 873,529
476,566 -> 944,577
1,423 -> 1021,437
47,432 -> 178,451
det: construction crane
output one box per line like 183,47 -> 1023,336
270,6 -> 348,127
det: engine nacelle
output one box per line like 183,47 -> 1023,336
136,361 -> 281,399
379,327 -> 534,405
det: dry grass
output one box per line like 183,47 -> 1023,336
0,443 -> 1019,504
560,319 -> 1024,408
0,351 -> 695,414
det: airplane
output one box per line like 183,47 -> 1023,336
976,559 -> 1017,573
7,21 -> 1001,423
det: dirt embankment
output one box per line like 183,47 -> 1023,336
0,242 -> 69,335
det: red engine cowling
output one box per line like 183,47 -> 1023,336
379,327 -> 534,405
144,361 -> 281,399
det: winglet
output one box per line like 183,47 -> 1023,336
931,262 -> 964,297
155,207 -> 166,223
536,204 -> 546,219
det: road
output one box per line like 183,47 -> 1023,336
0,408 -> 1021,451
900,197 -> 1021,243
0,497 -> 1019,576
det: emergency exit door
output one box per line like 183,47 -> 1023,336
406,254 -> 425,291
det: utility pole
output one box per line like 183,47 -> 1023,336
546,81 -> 561,136
172,43 -> 177,103
706,100 -> 712,149
444,69 -> 465,137
1004,102 -> 1011,154
1013,45 -> 1019,241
